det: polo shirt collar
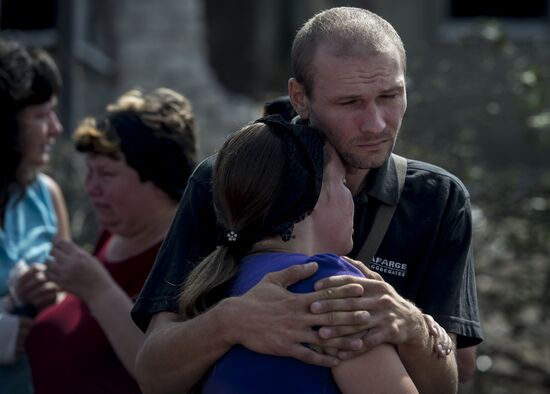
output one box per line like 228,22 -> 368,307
355,154 -> 400,206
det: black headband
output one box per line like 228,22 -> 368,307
99,111 -> 193,200
219,114 -> 325,252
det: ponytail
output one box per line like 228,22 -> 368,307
179,246 -> 241,318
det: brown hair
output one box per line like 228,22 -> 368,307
73,88 -> 199,200
291,7 -> 406,97
0,39 -> 62,215
74,88 -> 197,159
179,123 -> 287,317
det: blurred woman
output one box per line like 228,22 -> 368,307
0,38 -> 69,394
26,88 -> 198,394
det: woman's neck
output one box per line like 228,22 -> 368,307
106,203 -> 176,262
248,217 -> 317,257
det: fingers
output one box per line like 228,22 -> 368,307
311,294 -> 369,314
318,324 -> 370,339
310,283 -> 363,309
423,313 -> 438,336
23,282 -> 59,310
308,309 -> 371,329
264,262 -> 318,288
15,265 -> 51,304
341,256 -> 383,280
287,344 -> 340,368
314,274 -> 372,292
318,334 -> 366,352
423,314 -> 453,357
51,239 -> 75,254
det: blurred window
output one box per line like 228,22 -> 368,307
450,0 -> 548,19
0,0 -> 57,30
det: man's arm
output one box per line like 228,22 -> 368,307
135,311 -> 232,394
134,263 -> 370,394
457,346 -> 477,382
313,275 -> 458,394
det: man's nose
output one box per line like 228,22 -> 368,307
359,103 -> 385,134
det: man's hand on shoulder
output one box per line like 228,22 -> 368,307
311,256 -> 432,358
218,262 -> 369,367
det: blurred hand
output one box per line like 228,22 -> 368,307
46,240 -> 113,303
15,264 -> 58,311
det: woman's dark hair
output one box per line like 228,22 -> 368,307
179,117 -> 325,318
179,123 -> 287,317
73,88 -> 199,201
0,39 -> 62,218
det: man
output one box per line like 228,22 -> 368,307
132,7 -> 482,393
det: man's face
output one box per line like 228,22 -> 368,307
298,45 -> 407,171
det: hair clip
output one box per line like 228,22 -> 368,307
226,230 -> 238,242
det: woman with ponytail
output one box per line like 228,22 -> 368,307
179,115 -> 420,394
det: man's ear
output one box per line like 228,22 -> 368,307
288,78 -> 310,119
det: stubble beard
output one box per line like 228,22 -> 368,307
340,143 -> 393,170
308,110 -> 397,170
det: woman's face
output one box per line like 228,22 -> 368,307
84,153 -> 160,236
18,96 -> 63,168
310,144 -> 355,255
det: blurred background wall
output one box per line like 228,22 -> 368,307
2,1 -> 549,392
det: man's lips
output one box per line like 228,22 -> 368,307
355,139 -> 389,148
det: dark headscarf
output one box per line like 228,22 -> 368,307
97,111 -> 193,200
219,115 -> 325,252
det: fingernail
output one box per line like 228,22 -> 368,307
306,262 -> 318,270
357,311 -> 370,322
319,327 -> 332,338
338,351 -> 352,360
351,339 -> 363,350
311,301 -> 321,313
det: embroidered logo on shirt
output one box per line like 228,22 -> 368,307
369,256 -> 407,277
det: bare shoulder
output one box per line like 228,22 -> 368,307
41,173 -> 71,240
41,173 -> 63,196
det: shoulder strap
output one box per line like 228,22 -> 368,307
356,153 -> 407,265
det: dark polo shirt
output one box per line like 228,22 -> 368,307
132,154 -> 483,348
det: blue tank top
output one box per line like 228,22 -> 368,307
202,252 -> 365,394
0,174 -> 58,295
0,174 -> 58,394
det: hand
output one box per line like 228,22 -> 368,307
423,313 -> 454,358
45,240 -> 112,302
15,264 -> 59,311
221,262 -> 369,368
15,316 -> 32,359
341,256 -> 383,281
312,257 -> 427,359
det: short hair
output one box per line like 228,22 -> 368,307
291,7 -> 406,97
0,38 -> 62,211
74,88 -> 199,201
